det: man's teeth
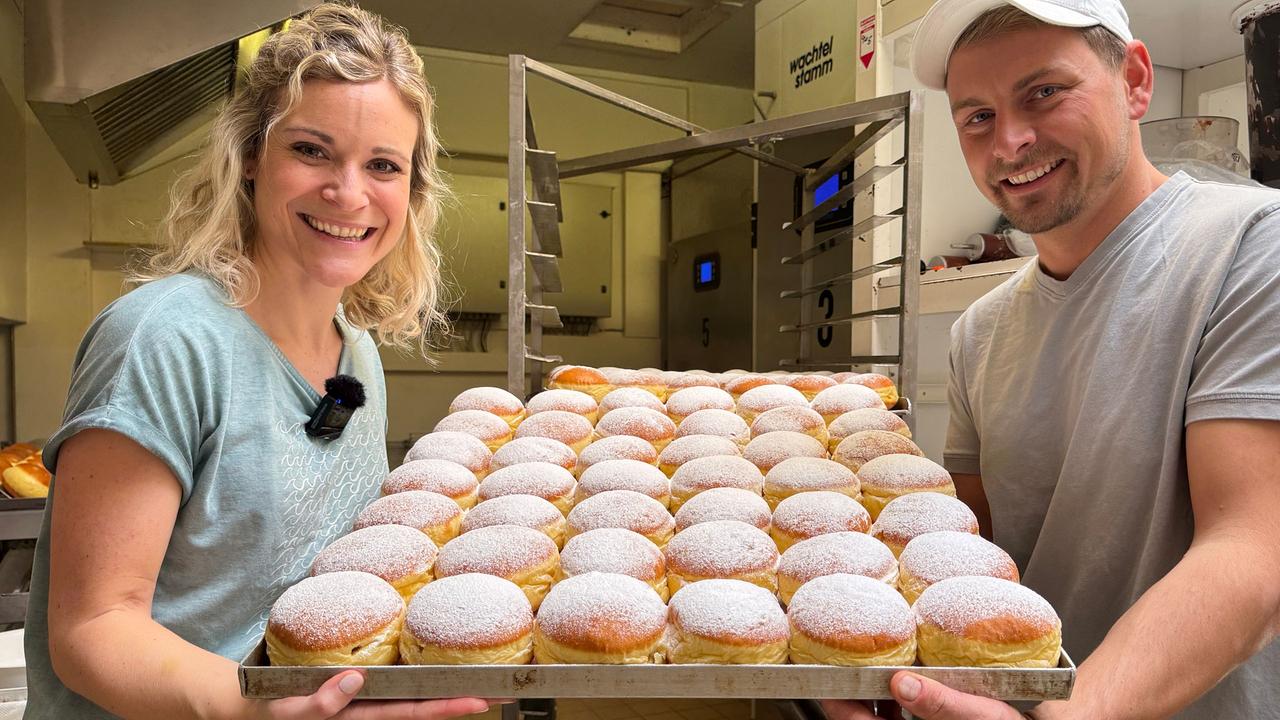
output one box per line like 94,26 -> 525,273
1007,160 -> 1061,186
304,215 -> 368,238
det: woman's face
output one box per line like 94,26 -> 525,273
246,78 -> 419,292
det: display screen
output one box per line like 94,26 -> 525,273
693,252 -> 720,291
814,173 -> 840,207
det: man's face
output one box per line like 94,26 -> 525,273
946,26 -> 1130,234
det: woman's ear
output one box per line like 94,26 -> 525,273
244,157 -> 258,181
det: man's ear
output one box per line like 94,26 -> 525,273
1122,40 -> 1155,121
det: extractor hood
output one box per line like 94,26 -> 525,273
25,1 -> 315,186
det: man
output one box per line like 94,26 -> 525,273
822,1 -> 1280,718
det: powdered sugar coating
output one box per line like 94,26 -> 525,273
513,410 -> 594,447
568,490 -> 675,537
833,430 -> 922,471
526,389 -> 600,419
382,459 -> 478,498
750,406 -> 827,438
723,374 -> 778,396
779,532 -> 897,586
450,386 -> 524,417
268,571 -> 403,650
871,492 -> 979,546
659,435 -> 742,468
404,431 -> 492,473
914,576 -> 1058,636
674,487 -> 772,531
354,491 -> 463,532
859,454 -> 952,491
899,531 -> 1019,585
668,578 -> 789,643
675,409 -> 750,445
737,385 -> 809,417
666,387 -> 735,419
744,431 -> 828,473
435,524 -> 558,578
491,437 -> 578,473
599,387 -> 667,417
784,374 -> 838,396
665,520 -> 778,577
560,527 -> 665,581
535,572 -> 667,647
577,459 -> 670,502
788,573 -> 914,645
594,407 -> 676,445
671,455 -> 765,496
830,409 -> 910,440
765,457 -> 858,492
462,494 -> 564,534
577,435 -> 658,473
811,384 -> 884,418
663,372 -> 721,391
311,524 -> 437,584
772,491 -> 871,539
404,573 -> 533,649
603,368 -> 665,393
434,410 -> 513,443
477,462 -> 576,504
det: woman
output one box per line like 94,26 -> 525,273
25,5 -> 490,718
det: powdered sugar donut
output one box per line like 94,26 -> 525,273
462,494 -> 568,548
784,374 -> 837,400
666,386 -> 736,424
662,371 -> 721,393
567,489 -> 675,548
723,374 -> 777,399
810,384 -> 884,425
674,408 -> 750,447
666,579 -> 789,664
449,386 -> 525,429
898,531 -> 1019,605
750,406 -> 829,448
601,368 -> 667,400
434,524 -> 560,610
598,387 -> 666,419
490,436 -> 578,475
777,532 -> 898,606
870,492 -> 979,557
673,487 -> 772,533
547,365 -> 612,401
594,406 -> 677,453
914,576 -> 1060,668
657,434 -> 741,478
311,524 -> 438,601
559,527 -> 668,600
404,431 -> 492,480
787,573 -> 916,666
533,572 -> 667,664
669,455 -> 765,512
576,458 -> 671,508
399,573 -> 533,664
513,410 -> 595,455
476,461 -> 577,516
737,385 -> 809,426
353,490 -> 463,548
843,373 -> 898,410
526,389 -> 601,425
858,453 -> 955,520
763,456 -> 860,510
381,459 -> 478,509
266,571 -> 404,666
832,430 -> 922,475
828,408 -> 911,453
664,519 -> 778,595
769,491 -> 871,553
744,431 -> 827,475
575,435 -> 658,477
433,410 -> 514,452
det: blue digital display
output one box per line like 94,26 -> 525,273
698,261 -> 714,284
814,173 -> 840,206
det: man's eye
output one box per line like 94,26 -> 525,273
1036,86 -> 1059,99
967,112 -> 993,126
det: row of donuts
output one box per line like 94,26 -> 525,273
443,377 -> 901,458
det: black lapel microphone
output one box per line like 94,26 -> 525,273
305,375 -> 367,440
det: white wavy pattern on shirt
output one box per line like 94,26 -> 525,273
246,404 -> 386,640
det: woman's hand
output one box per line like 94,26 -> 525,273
262,671 -> 497,719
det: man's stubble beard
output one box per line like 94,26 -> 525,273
997,127 -> 1130,235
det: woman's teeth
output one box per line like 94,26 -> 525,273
304,214 -> 369,239
1007,159 -> 1062,186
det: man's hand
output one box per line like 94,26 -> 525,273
821,672 -> 1027,720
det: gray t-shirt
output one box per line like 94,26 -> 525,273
24,272 -> 388,719
945,172 -> 1280,718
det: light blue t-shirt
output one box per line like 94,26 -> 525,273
24,272 -> 388,719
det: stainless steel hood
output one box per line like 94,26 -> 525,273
25,1 -> 315,185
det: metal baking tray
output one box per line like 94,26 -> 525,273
240,640 -> 1074,701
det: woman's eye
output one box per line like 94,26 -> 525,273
370,159 -> 402,174
293,143 -> 324,159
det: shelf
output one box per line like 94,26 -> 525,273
526,303 -> 563,328
780,256 -> 904,299
526,251 -> 563,293
783,161 -> 902,234
780,211 -> 903,266
779,355 -> 902,368
779,307 -> 902,333
528,200 -> 562,257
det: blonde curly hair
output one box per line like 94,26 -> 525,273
132,2 -> 451,358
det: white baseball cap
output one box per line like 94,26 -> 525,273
910,0 -> 1134,90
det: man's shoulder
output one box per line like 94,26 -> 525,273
950,260 -> 1036,344
1173,174 -> 1280,225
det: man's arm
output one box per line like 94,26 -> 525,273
952,473 -> 991,540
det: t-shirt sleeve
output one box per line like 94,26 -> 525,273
944,316 -> 982,475
1186,206 -> 1280,425
43,290 -> 213,503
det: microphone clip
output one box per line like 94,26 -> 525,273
305,374 -> 367,441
